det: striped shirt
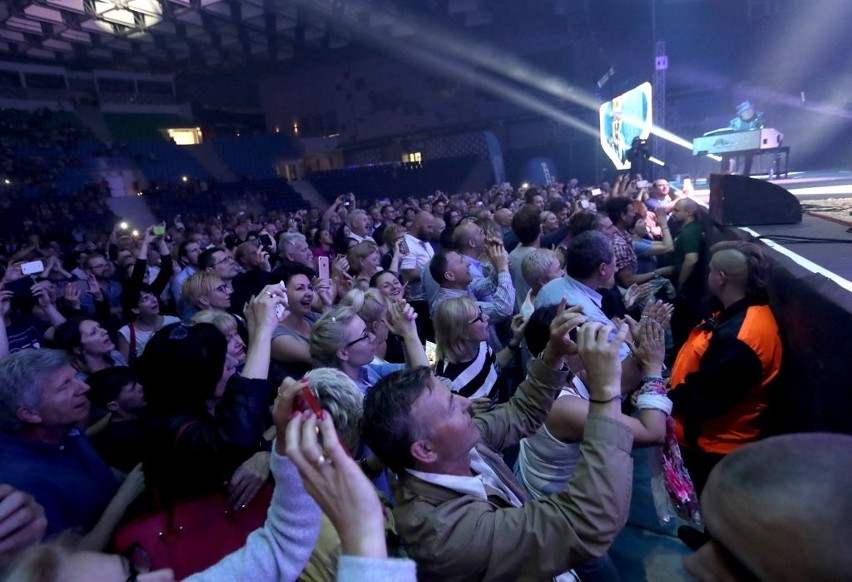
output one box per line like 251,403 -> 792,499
436,341 -> 506,404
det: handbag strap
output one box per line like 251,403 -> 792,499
152,419 -> 202,534
128,323 -> 137,359
173,419 -> 200,446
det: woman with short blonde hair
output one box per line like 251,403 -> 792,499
192,309 -> 246,365
181,271 -> 232,312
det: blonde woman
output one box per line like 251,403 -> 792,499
340,288 -> 404,363
309,300 -> 426,395
192,309 -> 247,366
433,296 -> 526,414
540,211 -> 560,236
347,241 -> 382,289
181,271 -> 233,315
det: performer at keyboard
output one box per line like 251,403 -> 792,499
726,101 -> 765,175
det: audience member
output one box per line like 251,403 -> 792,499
433,297 -> 526,412
309,300 -> 427,395
85,366 -> 147,473
137,284 -> 285,505
682,433 -> 852,581
519,248 -> 562,320
274,232 -> 316,280
347,241 -> 382,288
399,211 -> 437,339
0,350 -> 143,548
347,209 -> 375,245
429,241 -> 513,352
669,241 -> 782,493
508,205 -> 544,312
53,318 -> 127,380
270,269 -> 327,381
362,302 -> 635,580
669,198 -> 708,350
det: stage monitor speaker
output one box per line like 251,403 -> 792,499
708,174 -> 801,226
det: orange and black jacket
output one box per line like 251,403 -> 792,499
669,294 -> 782,455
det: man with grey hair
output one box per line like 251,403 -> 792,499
273,231 -> 316,280
520,249 -> 563,318
347,209 -> 375,245
0,349 -> 142,548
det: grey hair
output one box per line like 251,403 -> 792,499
0,349 -> 72,431
347,209 -> 367,228
304,367 -> 364,453
522,248 -> 559,290
277,232 -> 307,255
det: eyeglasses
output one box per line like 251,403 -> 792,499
344,329 -> 372,348
122,543 -> 152,582
467,306 -> 486,325
215,284 -> 231,294
212,255 -> 236,266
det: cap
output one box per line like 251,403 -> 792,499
737,101 -> 753,115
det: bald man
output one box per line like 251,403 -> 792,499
670,198 -> 707,350
668,241 -> 782,493
684,432 -> 852,580
494,208 -> 518,251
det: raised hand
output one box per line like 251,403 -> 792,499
387,298 -> 418,339
576,321 -> 629,403
284,410 -> 387,558
245,282 -> 288,337
544,298 -> 587,361
627,318 -> 665,377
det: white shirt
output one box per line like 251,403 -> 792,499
348,232 -> 375,245
407,447 -> 523,507
399,233 -> 434,301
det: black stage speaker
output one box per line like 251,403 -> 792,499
709,174 -> 801,226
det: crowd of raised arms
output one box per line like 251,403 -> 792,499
1,164 -> 851,582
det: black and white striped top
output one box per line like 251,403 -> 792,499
435,341 -> 507,405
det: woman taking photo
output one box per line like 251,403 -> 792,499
138,283 -> 286,506
433,296 -> 526,414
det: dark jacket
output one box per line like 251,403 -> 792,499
143,375 -> 271,501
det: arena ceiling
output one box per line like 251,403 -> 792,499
0,0 -> 576,72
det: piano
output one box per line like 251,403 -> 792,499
692,128 -> 784,156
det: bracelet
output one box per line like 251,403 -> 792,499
642,375 -> 664,384
588,394 -> 622,404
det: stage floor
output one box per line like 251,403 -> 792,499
691,170 -> 852,288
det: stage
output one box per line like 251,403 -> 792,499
691,170 -> 852,288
